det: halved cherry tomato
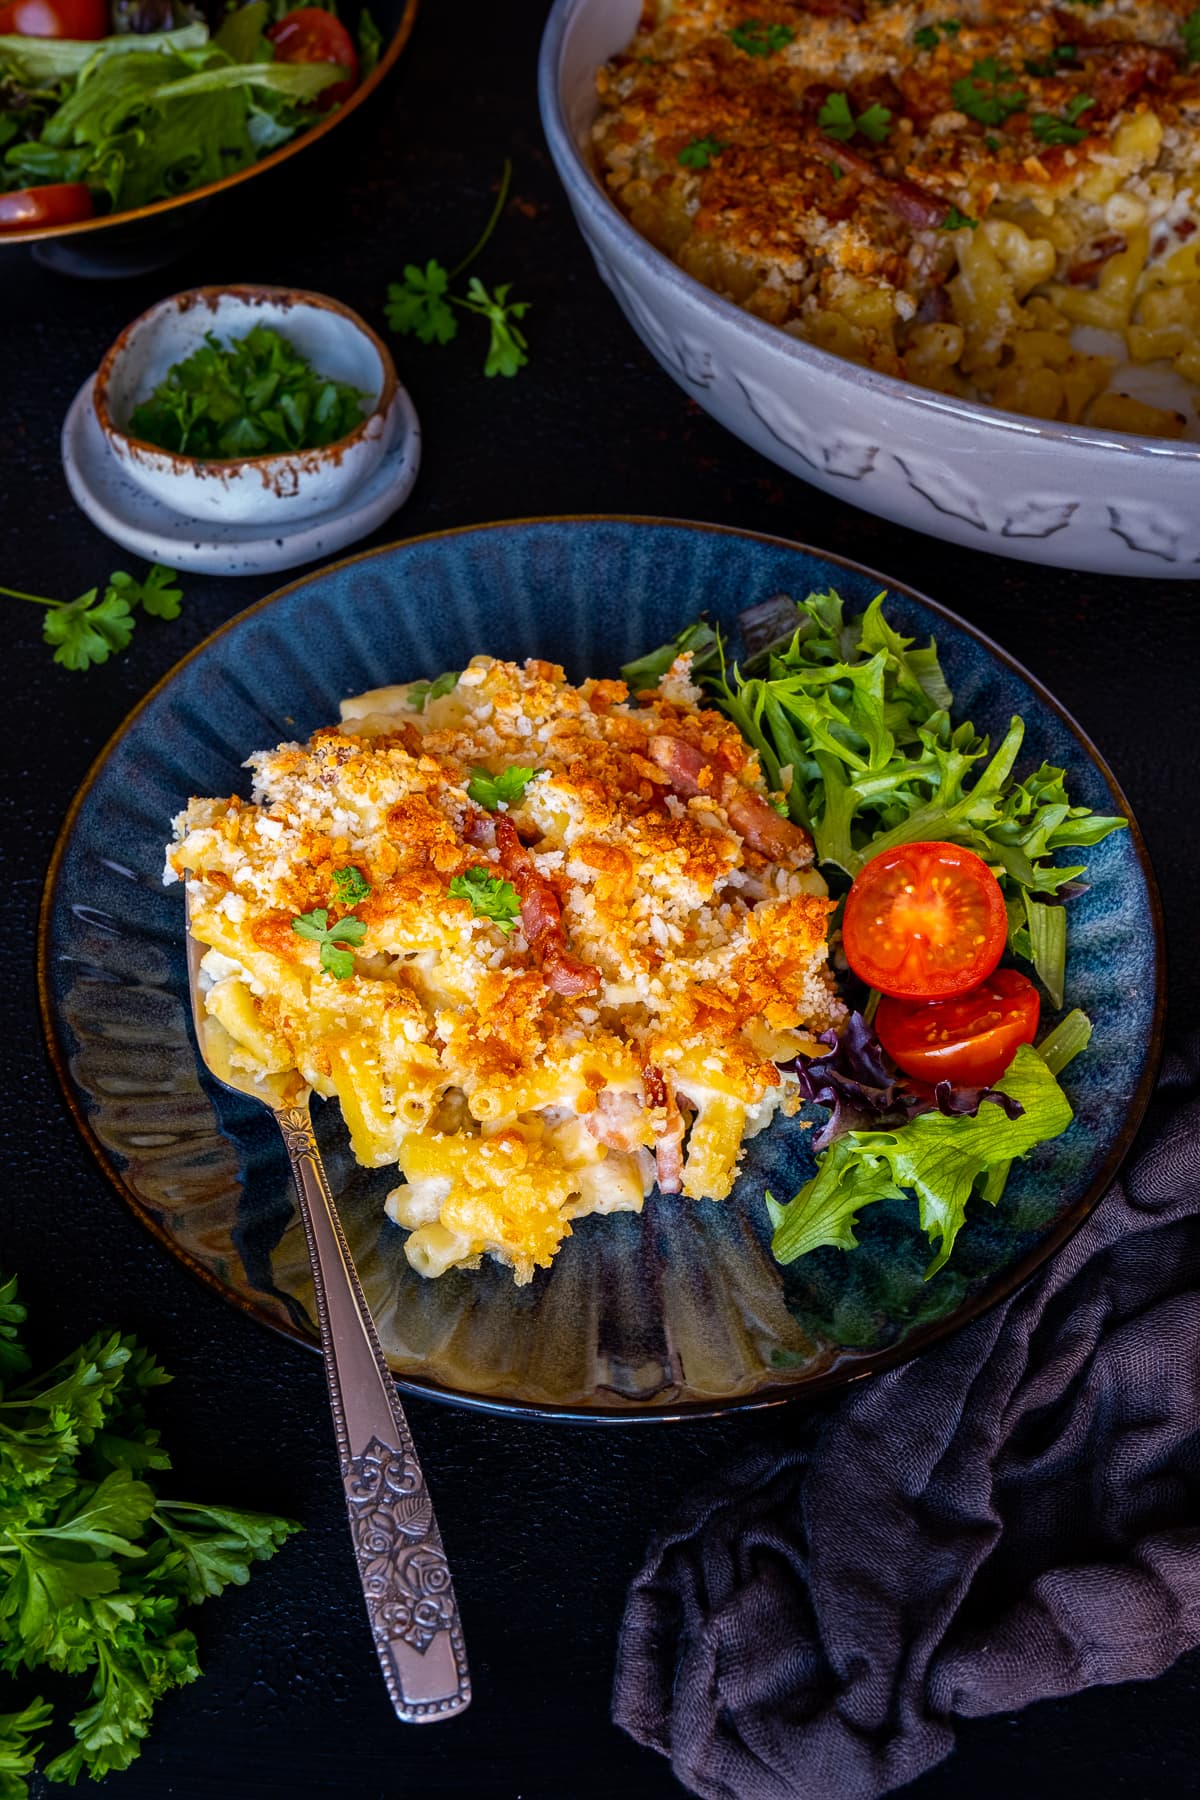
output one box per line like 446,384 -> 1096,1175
842,840 -> 1007,1000
876,968 -> 1041,1088
0,0 -> 106,35
0,183 -> 94,231
266,7 -> 359,110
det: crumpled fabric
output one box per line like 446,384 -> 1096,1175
613,1035 -> 1200,1800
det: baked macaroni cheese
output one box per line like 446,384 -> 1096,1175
593,1 -> 1200,437
166,655 -> 842,1284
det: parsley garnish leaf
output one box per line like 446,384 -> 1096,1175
818,91 -> 892,144
728,18 -> 794,56
448,866 -> 521,934
952,58 -> 1027,127
678,134 -> 728,169
405,669 -> 459,713
941,204 -> 979,229
1186,10 -> 1200,61
384,259 -> 459,345
291,907 -> 368,979
107,564 -> 184,621
1030,94 -> 1095,144
467,766 -> 536,810
458,276 -> 530,379
331,866 -> 371,905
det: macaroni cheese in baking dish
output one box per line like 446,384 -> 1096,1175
593,1 -> 1200,437
166,655 -> 841,1285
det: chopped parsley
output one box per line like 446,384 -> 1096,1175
727,18 -> 794,56
913,18 -> 961,49
941,204 -> 979,230
1024,44 -> 1077,76
1,562 -> 182,672
1030,94 -> 1095,144
467,766 -> 537,810
1186,10 -> 1200,61
449,867 -> 521,934
818,91 -> 892,144
678,134 -> 729,169
952,58 -> 1027,127
828,158 -> 844,181
331,866 -> 371,905
291,908 -> 367,979
127,327 -> 369,459
406,670 -> 459,712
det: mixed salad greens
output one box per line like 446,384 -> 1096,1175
624,588 -> 1127,1278
0,0 -> 379,228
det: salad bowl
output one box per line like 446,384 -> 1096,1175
38,517 -> 1164,1420
0,0 -> 418,274
538,0 -> 1200,579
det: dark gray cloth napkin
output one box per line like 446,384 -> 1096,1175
613,1034 -> 1200,1800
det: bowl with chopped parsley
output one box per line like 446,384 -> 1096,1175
93,283 -> 403,524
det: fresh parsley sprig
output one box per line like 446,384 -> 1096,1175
1186,9 -> 1200,61
818,91 -> 893,145
291,907 -> 367,979
385,159 -> 531,379
467,766 -> 536,810
941,204 -> 979,230
0,563 -> 183,672
913,19 -> 961,50
0,1273 -> 298,1792
449,866 -> 521,934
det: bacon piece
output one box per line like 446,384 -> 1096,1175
1067,232 -> 1127,287
492,815 -> 601,997
643,1064 -> 685,1194
812,137 -> 949,230
646,735 -> 815,866
1078,43 -> 1177,117
796,0 -> 864,17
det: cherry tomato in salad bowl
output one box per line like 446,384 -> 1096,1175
0,0 -> 106,34
266,7 -> 359,109
841,840 -> 1008,1001
0,183 -> 94,231
876,968 -> 1041,1088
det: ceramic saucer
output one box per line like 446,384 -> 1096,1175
61,375 -> 422,576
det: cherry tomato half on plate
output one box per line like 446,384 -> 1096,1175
841,840 -> 1008,1001
0,184 -> 95,231
0,0 -> 106,34
266,7 -> 359,109
876,968 -> 1041,1088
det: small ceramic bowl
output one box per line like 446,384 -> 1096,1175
93,285 -> 401,528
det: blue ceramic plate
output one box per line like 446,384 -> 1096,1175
38,519 -> 1164,1420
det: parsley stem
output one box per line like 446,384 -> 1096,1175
448,156 -> 513,281
0,585 -> 60,607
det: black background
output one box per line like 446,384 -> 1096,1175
4,2 -> 1200,1794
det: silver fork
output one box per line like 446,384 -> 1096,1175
184,892 -> 471,1723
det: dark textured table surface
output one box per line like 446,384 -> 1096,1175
3,4 -> 1200,1795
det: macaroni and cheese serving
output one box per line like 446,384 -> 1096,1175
166,655 -> 841,1284
593,1 -> 1200,437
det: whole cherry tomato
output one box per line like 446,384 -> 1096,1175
0,0 -> 106,35
0,184 -> 95,231
841,839 -> 1008,1001
875,968 -> 1041,1088
266,7 -> 359,109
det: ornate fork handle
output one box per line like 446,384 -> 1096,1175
276,1104 -> 470,1723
